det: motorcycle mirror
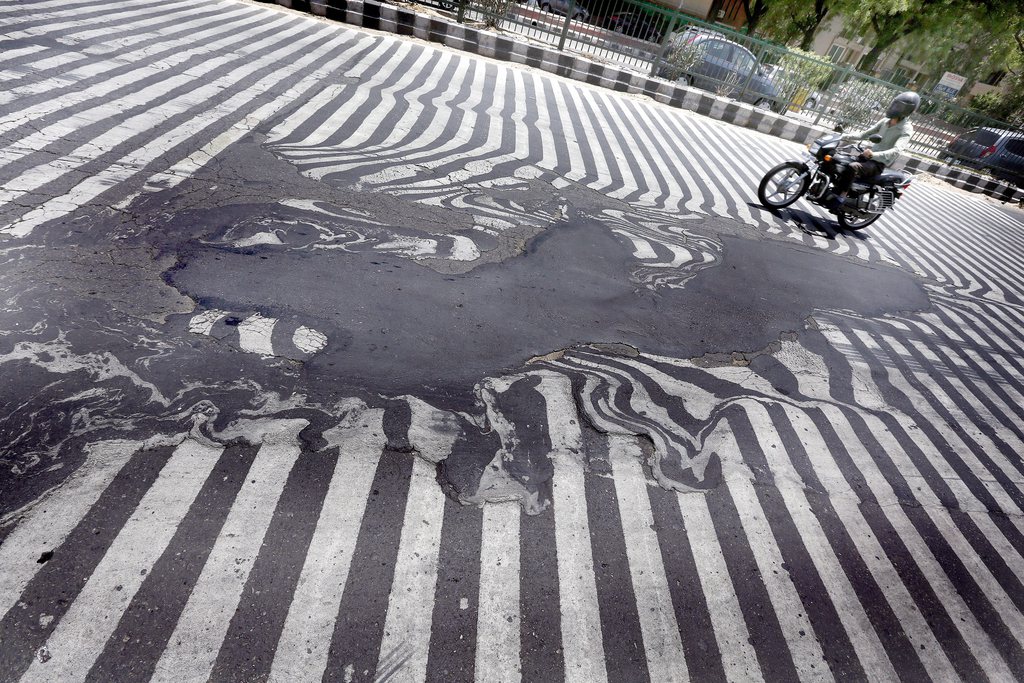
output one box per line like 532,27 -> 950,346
869,134 -> 883,143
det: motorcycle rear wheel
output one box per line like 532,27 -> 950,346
758,162 -> 809,208
837,210 -> 881,231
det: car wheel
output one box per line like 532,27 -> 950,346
678,73 -> 693,87
804,97 -> 817,110
541,2 -> 551,11
754,98 -> 772,111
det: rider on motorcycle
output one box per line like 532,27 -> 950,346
825,91 -> 920,210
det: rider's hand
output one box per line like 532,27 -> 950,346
861,148 -> 873,159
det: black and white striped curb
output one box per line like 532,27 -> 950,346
897,157 -> 1023,205
266,0 -> 1023,206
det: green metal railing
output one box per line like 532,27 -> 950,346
430,0 -> 1022,185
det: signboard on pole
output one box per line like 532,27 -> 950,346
932,71 -> 967,99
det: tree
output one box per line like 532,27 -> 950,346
970,23 -> 1024,124
851,0 -> 1019,74
756,0 -> 856,50
740,0 -> 770,36
795,0 -> 832,50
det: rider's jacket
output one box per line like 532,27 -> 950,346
841,117 -> 914,167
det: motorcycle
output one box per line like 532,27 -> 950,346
757,131 -> 914,230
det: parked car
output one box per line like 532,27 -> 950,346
945,127 -> 1024,185
603,11 -> 663,43
539,0 -> 589,21
658,29 -> 782,111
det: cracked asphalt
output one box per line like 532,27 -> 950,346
4,1 -> 1024,680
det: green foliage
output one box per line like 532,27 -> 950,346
757,0 -> 851,49
659,41 -> 703,82
970,74 -> 1024,125
478,0 -> 515,27
778,47 -> 832,90
847,0 -> 1020,74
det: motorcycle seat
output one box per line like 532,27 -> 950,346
866,169 -> 909,186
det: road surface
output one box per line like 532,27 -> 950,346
2,0 -> 1024,681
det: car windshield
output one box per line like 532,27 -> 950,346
971,129 -> 1001,146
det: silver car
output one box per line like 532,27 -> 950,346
539,0 -> 589,21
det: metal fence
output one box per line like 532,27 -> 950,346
419,0 -> 1024,186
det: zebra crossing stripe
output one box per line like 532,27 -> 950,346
268,409 -> 386,682
0,3 -> 210,95
2,15 -> 349,237
869,330 -> 1024,506
0,13 -> 308,192
143,33 -> 379,193
717,440 -> 833,681
780,404 -> 955,679
150,421 -> 304,683
18,439 -> 223,683
304,42 -> 436,166
537,374 -> 607,683
1,0 -> 201,44
607,435 -> 688,682
474,502 -> 522,683
675,488 -> 763,682
376,455 -> 449,683
827,319 -> 1024,540
236,313 -> 277,356
0,440 -> 140,622
0,4 -> 264,119
743,401 -> 899,681
267,39 -> 405,151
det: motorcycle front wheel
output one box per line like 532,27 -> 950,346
837,210 -> 882,231
758,162 -> 809,209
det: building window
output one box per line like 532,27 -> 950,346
984,70 -> 1006,86
826,44 -> 846,63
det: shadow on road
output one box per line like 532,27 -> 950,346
747,202 -> 872,240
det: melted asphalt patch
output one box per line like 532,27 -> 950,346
168,218 -> 929,398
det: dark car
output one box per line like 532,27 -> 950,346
945,127 -> 1024,185
658,29 -> 782,111
538,0 -> 590,21
604,11 -> 662,43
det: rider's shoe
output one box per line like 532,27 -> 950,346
824,194 -> 844,211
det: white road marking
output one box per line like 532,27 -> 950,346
475,502 -> 522,683
536,372 -> 608,683
187,309 -> 226,335
150,420 -> 305,683
608,435 -> 688,682
744,401 -> 898,682
375,455 -> 449,683
269,409 -> 385,682
0,440 -> 140,622
18,439 -> 223,683
236,314 -> 277,356
676,490 -> 763,682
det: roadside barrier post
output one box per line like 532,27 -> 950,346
649,12 -> 680,78
556,0 -> 575,51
